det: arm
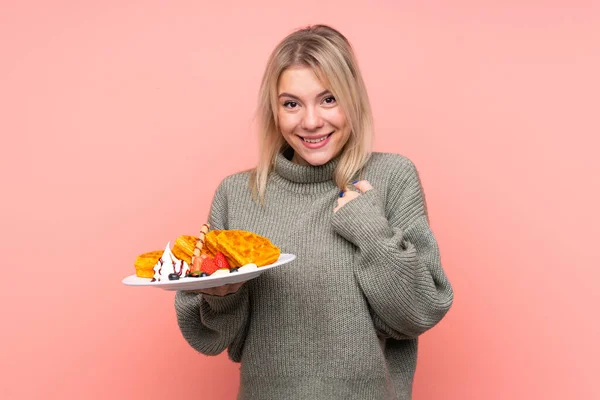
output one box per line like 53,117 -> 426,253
174,179 -> 250,361
331,158 -> 453,340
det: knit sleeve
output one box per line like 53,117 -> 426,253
174,178 -> 250,362
330,158 -> 453,339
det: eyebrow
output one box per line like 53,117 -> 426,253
278,90 -> 332,100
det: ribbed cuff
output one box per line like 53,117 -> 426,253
174,291 -> 202,320
331,189 -> 395,253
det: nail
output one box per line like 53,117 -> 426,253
352,180 -> 358,184
339,191 -> 344,197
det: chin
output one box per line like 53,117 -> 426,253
299,151 -> 336,166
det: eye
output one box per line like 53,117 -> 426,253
283,101 -> 298,109
323,96 -> 336,105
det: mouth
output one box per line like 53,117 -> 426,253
298,131 -> 334,144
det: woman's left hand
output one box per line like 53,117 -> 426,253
334,180 -> 373,213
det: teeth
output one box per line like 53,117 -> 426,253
303,135 -> 329,143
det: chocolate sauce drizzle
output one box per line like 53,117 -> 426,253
150,259 -> 164,282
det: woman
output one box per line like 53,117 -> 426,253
175,24 -> 453,400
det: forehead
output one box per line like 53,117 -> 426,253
278,65 -> 330,95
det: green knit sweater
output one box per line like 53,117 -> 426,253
174,150 -> 453,400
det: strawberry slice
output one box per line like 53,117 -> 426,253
189,254 -> 207,277
200,257 -> 219,275
214,252 -> 230,270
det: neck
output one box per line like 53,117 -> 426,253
270,149 -> 340,194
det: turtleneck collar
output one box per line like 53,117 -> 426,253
270,148 -> 340,194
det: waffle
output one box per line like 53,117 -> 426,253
204,230 -> 280,268
134,250 -> 163,278
171,235 -> 197,265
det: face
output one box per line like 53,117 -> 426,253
277,65 -> 350,166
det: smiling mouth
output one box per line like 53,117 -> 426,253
299,132 -> 334,143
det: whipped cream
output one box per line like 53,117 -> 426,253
151,242 -> 189,282
238,263 -> 258,273
210,268 -> 230,277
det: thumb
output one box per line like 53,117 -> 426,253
352,180 -> 373,193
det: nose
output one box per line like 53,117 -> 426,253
301,106 -> 324,131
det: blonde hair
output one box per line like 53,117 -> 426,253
249,24 -> 374,204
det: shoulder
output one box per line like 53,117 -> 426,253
220,169 -> 252,187
365,152 -> 430,224
363,152 -> 420,183
363,152 -> 427,206
212,169 -> 253,197
365,151 -> 417,170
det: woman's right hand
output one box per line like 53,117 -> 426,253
184,281 -> 246,297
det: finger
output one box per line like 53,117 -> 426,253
333,191 -> 358,213
334,196 -> 345,213
203,288 -> 224,296
217,285 -> 238,296
335,191 -> 345,211
205,282 -> 245,296
185,279 -> 246,296
342,191 -> 360,201
353,180 -> 373,193
227,282 -> 245,293
334,196 -> 342,212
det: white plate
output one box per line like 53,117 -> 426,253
122,253 -> 296,291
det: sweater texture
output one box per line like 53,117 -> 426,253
175,149 -> 453,400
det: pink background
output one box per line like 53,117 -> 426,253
1,1 -> 599,399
